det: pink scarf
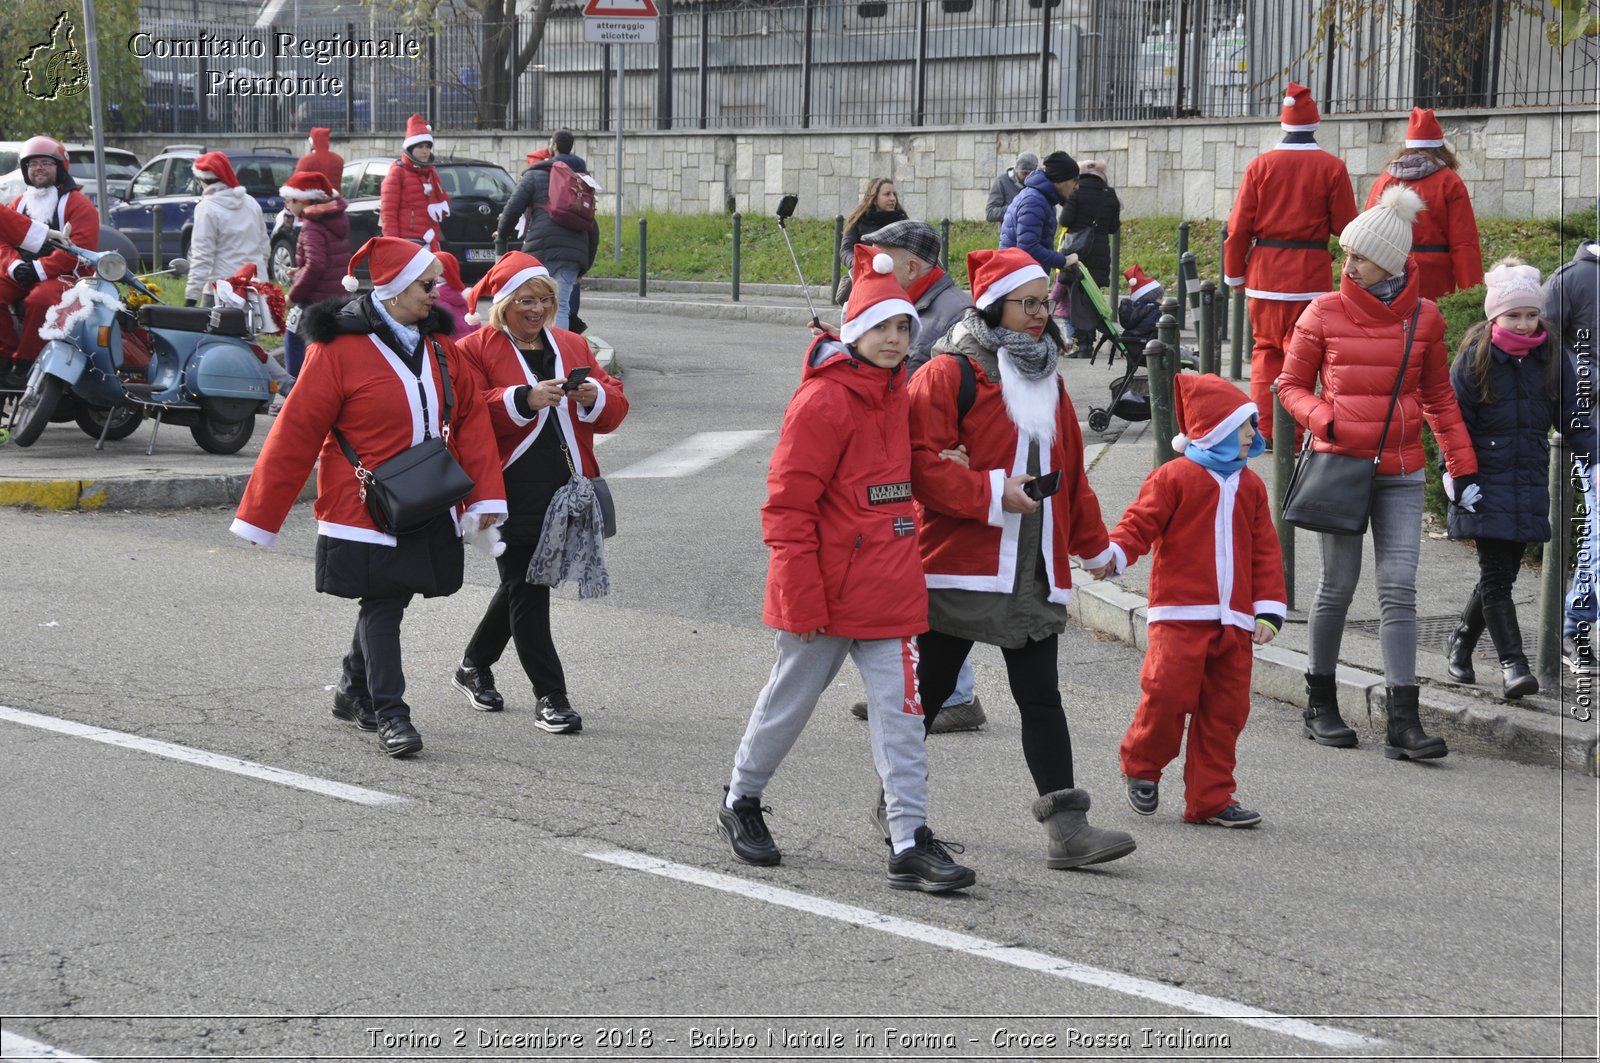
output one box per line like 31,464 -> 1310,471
1492,325 -> 1546,357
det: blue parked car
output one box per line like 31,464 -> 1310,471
108,146 -> 297,269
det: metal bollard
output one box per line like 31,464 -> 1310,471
731,212 -> 741,303
638,217 -> 648,298
1217,224 -> 1229,342
939,218 -> 950,273
1229,286 -> 1246,380
1271,383 -> 1297,611
1157,302 -> 1179,370
152,212 -> 164,274
1197,280 -> 1216,375
1537,435 -> 1575,690
1176,221 -> 1190,327
831,215 -> 844,304
1146,338 -> 1177,468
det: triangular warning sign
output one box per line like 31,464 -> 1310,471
583,0 -> 658,15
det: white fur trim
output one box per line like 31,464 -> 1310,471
1279,121 -> 1320,132
192,167 -> 219,181
1254,599 -> 1287,616
840,297 -> 918,345
1404,137 -> 1445,148
279,186 -> 329,201
229,518 -> 276,547
1244,287 -> 1332,300
403,130 -> 434,150
985,467 -> 1006,528
502,385 -> 537,427
1223,274 -> 1246,287
974,263 -> 1048,308
40,283 -> 125,342
1148,604 -> 1257,632
1190,401 -> 1258,451
577,378 -> 607,422
995,348 -> 1059,451
491,264 -> 552,304
1130,279 -> 1161,301
1108,542 -> 1129,576
372,246 -> 437,301
17,218 -> 46,254
317,519 -> 396,547
1080,545 -> 1115,570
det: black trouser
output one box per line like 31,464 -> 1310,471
341,595 -> 413,721
1470,538 -> 1529,656
917,629 -> 1074,793
461,542 -> 567,699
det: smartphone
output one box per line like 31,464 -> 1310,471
776,194 -> 799,220
562,366 -> 592,391
1022,471 -> 1062,501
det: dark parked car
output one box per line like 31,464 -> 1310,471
268,156 -> 514,289
108,146 -> 296,268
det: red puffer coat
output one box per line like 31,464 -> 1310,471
1277,261 -> 1478,478
379,156 -> 448,248
762,337 -> 928,639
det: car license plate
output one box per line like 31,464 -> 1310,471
465,248 -> 496,262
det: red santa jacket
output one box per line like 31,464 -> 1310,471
762,337 -> 928,639
1277,261 -> 1478,479
1365,167 -> 1483,299
379,156 -> 449,249
1224,143 -> 1357,301
1,187 -> 98,281
1110,459 -> 1286,632
908,344 -> 1113,603
455,323 -> 627,473
231,298 -> 505,548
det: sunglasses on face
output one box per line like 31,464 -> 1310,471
413,278 -> 439,294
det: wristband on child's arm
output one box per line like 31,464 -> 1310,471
1255,613 -> 1283,634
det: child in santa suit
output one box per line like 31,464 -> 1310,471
1105,374 -> 1285,828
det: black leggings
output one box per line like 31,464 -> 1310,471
461,542 -> 568,698
1469,538 -> 1527,620
917,629 -> 1074,793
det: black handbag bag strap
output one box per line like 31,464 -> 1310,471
334,334 -> 456,477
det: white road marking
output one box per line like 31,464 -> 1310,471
0,705 -> 407,808
1,1031 -> 99,1061
584,847 -> 1384,1050
606,430 -> 771,479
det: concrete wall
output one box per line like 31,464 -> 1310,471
116,107 -> 1597,222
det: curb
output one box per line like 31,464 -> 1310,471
584,292 -> 819,328
1066,573 -> 1600,777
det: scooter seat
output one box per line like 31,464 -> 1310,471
138,304 -> 250,337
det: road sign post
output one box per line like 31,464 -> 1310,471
584,0 -> 659,261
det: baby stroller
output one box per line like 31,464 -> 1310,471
1078,271 -> 1156,433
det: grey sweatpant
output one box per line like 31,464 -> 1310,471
728,631 -> 929,850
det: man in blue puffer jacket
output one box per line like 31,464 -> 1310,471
1000,151 -> 1079,275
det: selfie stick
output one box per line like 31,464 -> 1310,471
775,212 -> 822,331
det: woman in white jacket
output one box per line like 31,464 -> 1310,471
184,151 -> 270,306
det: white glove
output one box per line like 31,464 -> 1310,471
426,201 -> 450,222
1443,472 -> 1482,514
44,228 -> 70,250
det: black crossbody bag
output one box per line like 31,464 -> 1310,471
1282,302 -> 1420,536
335,336 -> 475,536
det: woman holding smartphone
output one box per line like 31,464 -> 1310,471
451,252 -> 628,735
906,247 -> 1135,870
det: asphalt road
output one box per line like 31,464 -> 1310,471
2,310 -> 1596,1062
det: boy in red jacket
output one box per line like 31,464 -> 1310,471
717,246 -> 974,893
1105,375 -> 1285,828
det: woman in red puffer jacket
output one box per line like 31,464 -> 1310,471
1277,187 -> 1478,762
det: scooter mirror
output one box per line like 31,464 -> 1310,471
96,251 -> 127,282
776,194 -> 799,220
168,258 -> 190,277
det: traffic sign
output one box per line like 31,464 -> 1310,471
583,0 -> 658,44
582,0 -> 658,13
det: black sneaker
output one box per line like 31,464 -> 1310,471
1203,803 -> 1262,828
1125,776 -> 1159,816
376,716 -> 423,758
452,662 -> 504,712
849,701 -> 868,721
716,788 -> 780,866
534,693 -> 582,734
1564,635 -> 1598,676
886,826 -> 976,892
929,697 -> 986,734
331,688 -> 377,732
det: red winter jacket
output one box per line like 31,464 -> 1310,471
1365,167 -> 1483,299
379,156 -> 448,249
287,196 -> 351,306
1277,262 -> 1478,478
762,337 -> 928,639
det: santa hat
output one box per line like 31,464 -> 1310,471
279,171 -> 334,202
967,247 -> 1047,310
434,250 -> 465,294
342,237 -> 438,301
840,243 -> 919,346
1123,264 -> 1162,302
1280,82 -> 1320,132
402,114 -> 434,151
1404,107 -> 1445,149
1171,373 -> 1257,452
192,152 -> 239,188
461,251 -> 550,327
307,127 -> 332,152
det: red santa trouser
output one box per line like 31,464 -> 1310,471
0,276 -> 72,366
1247,297 -> 1311,444
1120,621 -> 1254,822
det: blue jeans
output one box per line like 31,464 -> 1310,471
1566,458 -> 1598,638
549,263 -> 580,330
283,329 -> 306,376
946,656 -> 975,707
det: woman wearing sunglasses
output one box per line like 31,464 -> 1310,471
232,237 -> 507,759
906,247 -> 1136,871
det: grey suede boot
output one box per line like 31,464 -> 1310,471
1031,788 -> 1136,869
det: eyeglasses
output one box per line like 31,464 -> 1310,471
512,295 -> 555,310
1003,296 -> 1050,317
414,278 -> 439,294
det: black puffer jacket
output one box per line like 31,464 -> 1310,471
1058,173 -> 1121,286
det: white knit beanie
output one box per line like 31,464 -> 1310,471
1339,186 -> 1424,277
1483,258 -> 1543,320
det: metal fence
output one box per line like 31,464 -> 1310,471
129,0 -> 1599,137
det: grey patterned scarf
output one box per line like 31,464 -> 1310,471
963,312 -> 1060,380
527,475 -> 611,599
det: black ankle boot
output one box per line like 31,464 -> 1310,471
1302,672 -> 1357,748
1483,598 -> 1539,699
1446,590 -> 1483,684
1383,685 -> 1447,760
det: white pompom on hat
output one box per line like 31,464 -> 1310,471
461,251 -> 551,327
1483,257 -> 1544,321
840,243 -> 919,346
343,237 -> 438,300
1339,185 -> 1425,278
1171,373 -> 1257,452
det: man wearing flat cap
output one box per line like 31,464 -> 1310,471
986,151 -> 1038,225
862,219 -> 973,374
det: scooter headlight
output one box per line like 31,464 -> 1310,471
96,252 -> 127,282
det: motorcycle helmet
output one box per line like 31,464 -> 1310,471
19,136 -> 68,185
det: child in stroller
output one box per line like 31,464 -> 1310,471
1083,264 -> 1165,432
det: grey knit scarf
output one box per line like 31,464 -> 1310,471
963,312 -> 1060,380
527,475 -> 611,599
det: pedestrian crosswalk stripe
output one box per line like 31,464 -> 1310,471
605,430 -> 771,479
2,1030 -> 100,1060
584,847 -> 1385,1049
0,705 -> 408,808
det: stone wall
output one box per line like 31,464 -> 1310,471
117,107 -> 1597,222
